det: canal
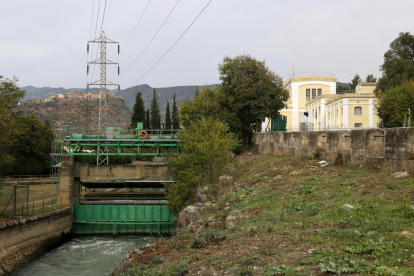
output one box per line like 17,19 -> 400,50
12,236 -> 153,276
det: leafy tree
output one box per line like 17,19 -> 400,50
165,117 -> 239,215
150,89 -> 161,129
0,76 -> 26,178
376,79 -> 414,128
180,86 -> 234,128
376,32 -> 414,97
366,74 -> 377,83
336,85 -> 348,93
6,114 -> 54,175
171,93 -> 179,129
130,90 -> 145,129
218,54 -> 289,147
348,74 -> 362,90
165,101 -> 171,129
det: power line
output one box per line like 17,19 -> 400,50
131,0 -> 213,86
103,0 -> 113,31
87,0 -> 95,87
122,0 -> 152,51
90,0 -> 109,83
109,0 -> 152,84
89,0 -> 101,83
121,0 -> 180,74
100,0 -> 108,33
88,0 -> 95,41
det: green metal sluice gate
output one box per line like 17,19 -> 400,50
72,199 -> 175,235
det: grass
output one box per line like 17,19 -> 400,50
0,184 -> 61,220
113,153 -> 414,275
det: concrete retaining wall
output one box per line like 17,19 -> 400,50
0,208 -> 73,275
59,157 -> 171,198
253,127 -> 414,175
76,163 -> 170,178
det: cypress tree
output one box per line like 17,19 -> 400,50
172,92 -> 180,129
165,101 -> 172,129
130,91 -> 145,129
150,89 -> 161,129
144,108 -> 150,129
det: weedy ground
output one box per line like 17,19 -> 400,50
113,152 -> 414,276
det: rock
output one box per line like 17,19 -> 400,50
228,210 -> 241,216
392,172 -> 409,179
341,204 -> 355,211
195,186 -> 209,203
225,210 -> 246,227
224,207 -> 230,211
225,202 -> 230,206
173,203 -> 209,229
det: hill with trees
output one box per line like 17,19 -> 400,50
20,84 -> 218,119
15,97 -> 132,129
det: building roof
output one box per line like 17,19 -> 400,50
283,75 -> 337,88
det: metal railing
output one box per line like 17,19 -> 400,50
1,196 -> 71,217
1,175 -> 57,186
66,128 -> 180,140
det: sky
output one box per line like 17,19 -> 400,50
1,0 -> 413,89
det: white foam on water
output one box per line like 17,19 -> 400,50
11,236 -> 154,276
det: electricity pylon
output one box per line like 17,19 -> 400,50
87,31 -> 120,165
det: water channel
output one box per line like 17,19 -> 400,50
12,236 -> 154,276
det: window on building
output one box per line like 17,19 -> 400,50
315,108 -> 317,119
355,123 -> 362,128
354,106 -> 362,115
312,89 -> 316,99
317,88 -> 322,96
306,89 -> 310,101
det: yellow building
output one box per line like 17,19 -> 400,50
280,73 -> 337,131
305,82 -> 380,130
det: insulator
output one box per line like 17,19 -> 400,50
87,65 -> 89,74
87,44 -> 89,53
118,44 -> 120,54
118,66 -> 120,75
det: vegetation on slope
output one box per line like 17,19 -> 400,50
16,97 -> 132,129
114,153 -> 414,275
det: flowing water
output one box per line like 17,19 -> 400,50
12,236 -> 154,276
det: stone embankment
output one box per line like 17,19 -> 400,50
0,208 -> 73,275
253,127 -> 414,175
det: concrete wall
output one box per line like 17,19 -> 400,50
76,163 -> 170,179
59,157 -> 171,198
253,127 -> 414,175
0,208 -> 72,275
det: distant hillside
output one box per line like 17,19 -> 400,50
336,82 -> 350,88
16,97 -> 132,129
20,86 -> 117,102
119,84 -> 218,118
21,84 -> 218,119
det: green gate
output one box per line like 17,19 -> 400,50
72,200 -> 175,235
271,116 -> 287,132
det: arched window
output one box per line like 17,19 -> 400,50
354,106 -> 362,115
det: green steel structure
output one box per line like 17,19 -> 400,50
73,199 -> 174,235
65,127 -> 180,157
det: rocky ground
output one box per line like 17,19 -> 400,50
110,152 -> 414,276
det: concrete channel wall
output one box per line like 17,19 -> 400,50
253,127 -> 414,175
59,156 -> 171,197
0,208 -> 73,275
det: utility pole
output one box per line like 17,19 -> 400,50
87,31 -> 120,165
